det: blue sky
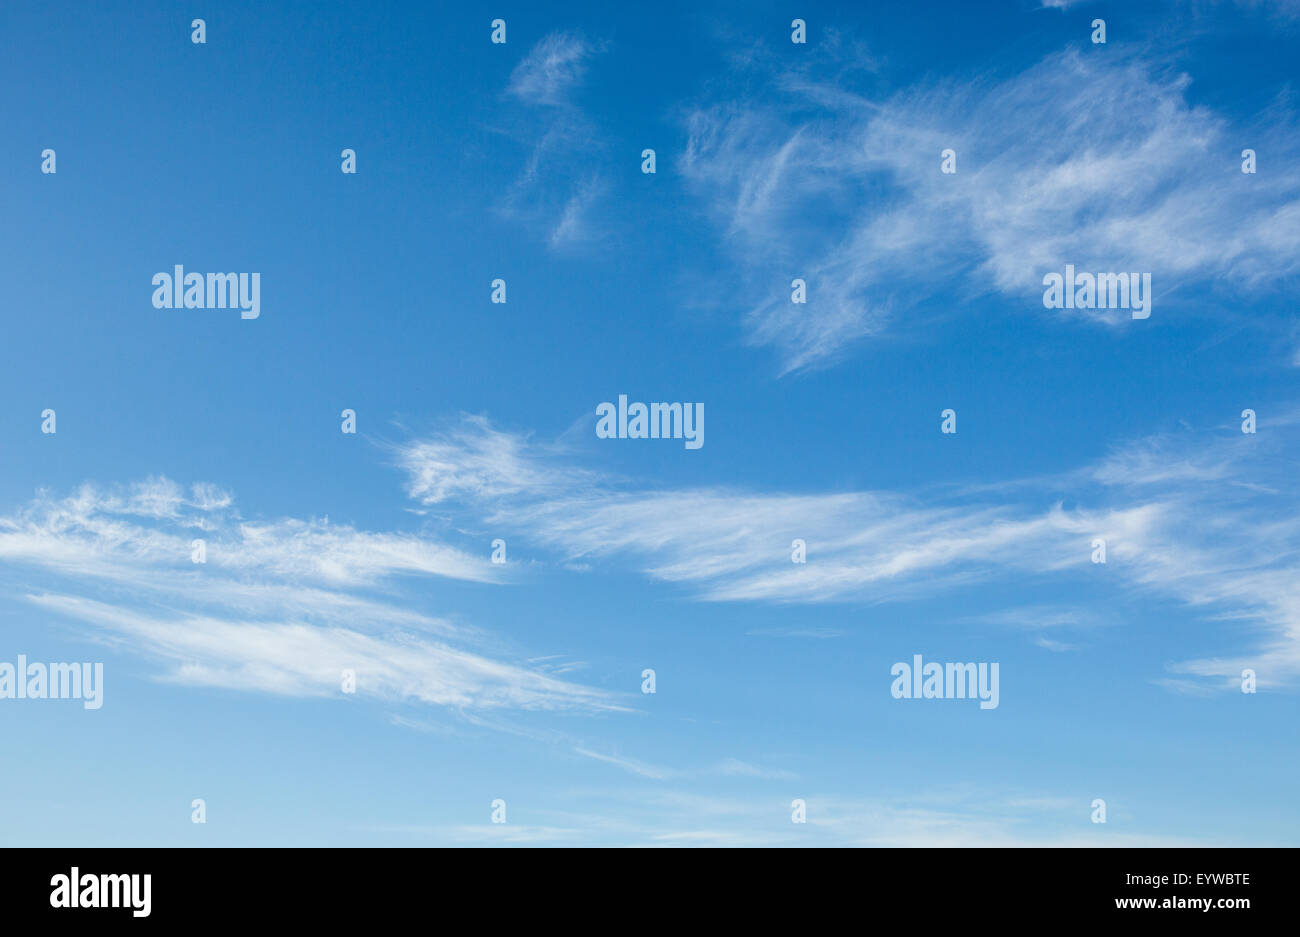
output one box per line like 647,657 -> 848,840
1,0 -> 1298,846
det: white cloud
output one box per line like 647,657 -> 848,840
26,594 -> 617,711
681,46 -> 1300,372
507,32 -> 594,107
712,758 -> 799,780
499,32 -> 609,247
0,481 -> 499,588
401,421 -> 1159,604
574,747 -> 676,779
396,415 -> 599,505
549,177 -> 605,247
0,479 -> 619,714
400,787 -> 1219,846
397,415 -> 1300,690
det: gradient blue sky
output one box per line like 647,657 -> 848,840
1,0 -> 1298,846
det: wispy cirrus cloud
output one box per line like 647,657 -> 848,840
573,747 -> 676,780
712,758 -> 799,781
0,478 -> 620,714
507,32 -> 596,106
0,477 -> 499,589
396,414 -> 599,505
397,413 -> 1300,690
681,45 -> 1300,372
383,785 -> 1219,847
399,420 -> 1158,604
499,31 -> 609,247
